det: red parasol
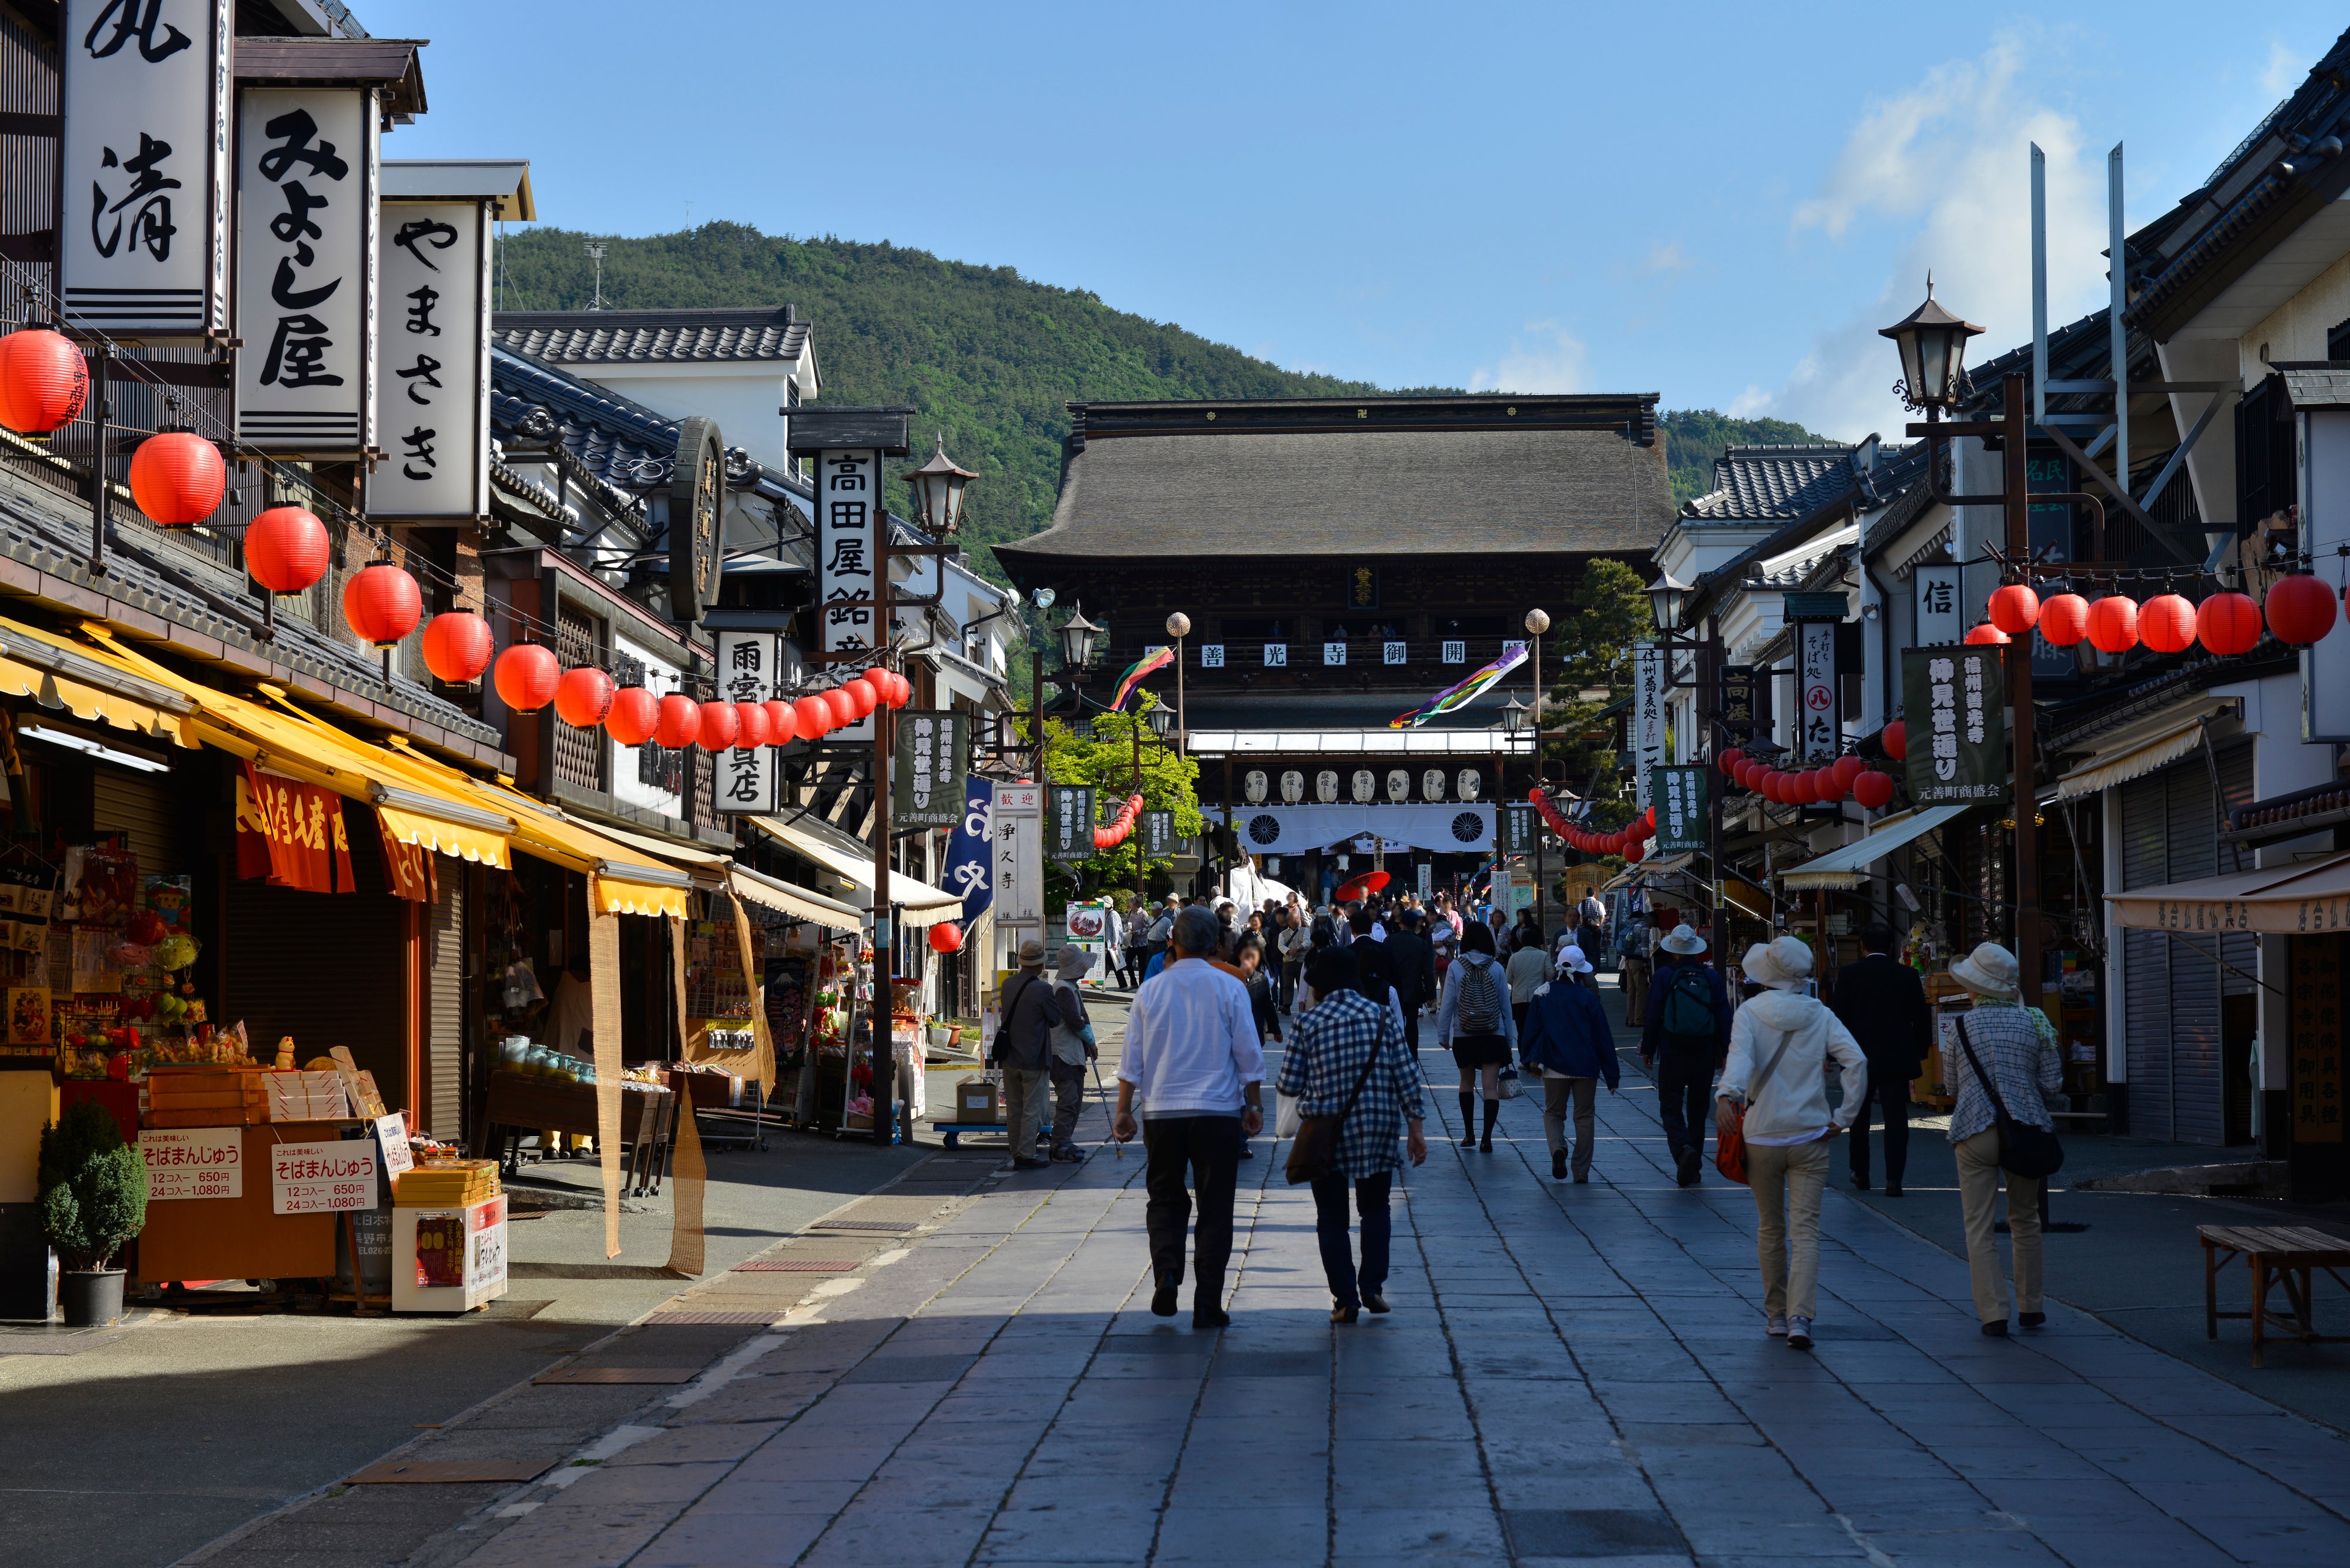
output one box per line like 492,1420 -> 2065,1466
1332,871 -> 1391,902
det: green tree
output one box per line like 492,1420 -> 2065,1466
1036,695 -> 1202,901
1541,558 -> 1658,839
1661,409 -> 1841,503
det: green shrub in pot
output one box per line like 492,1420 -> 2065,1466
39,1100 -> 147,1272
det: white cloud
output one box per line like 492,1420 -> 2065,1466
2261,39 -> 2302,100
1743,34 -> 2112,441
1468,320 -> 1589,394
1643,240 -> 1691,277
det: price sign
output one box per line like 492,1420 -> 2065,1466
373,1114 -> 414,1179
139,1127 -> 242,1201
269,1137 -> 378,1214
471,1198 -> 509,1290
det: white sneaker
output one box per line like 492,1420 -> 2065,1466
1766,1314 -> 1788,1337
1787,1317 -> 1813,1349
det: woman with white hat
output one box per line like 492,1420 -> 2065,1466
1714,936 -> 1868,1350
1942,942 -> 2065,1337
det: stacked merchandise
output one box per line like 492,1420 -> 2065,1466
144,1065 -> 268,1127
394,1159 -> 501,1207
391,1157 -> 509,1312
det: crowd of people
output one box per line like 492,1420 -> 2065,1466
1002,883 -> 2062,1348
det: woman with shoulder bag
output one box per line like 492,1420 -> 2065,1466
1942,942 -> 2066,1338
1436,921 -> 1518,1151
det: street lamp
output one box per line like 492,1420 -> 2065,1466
1058,602 -> 1103,674
1145,701 -> 1173,739
1646,570 -> 1690,634
1522,607 -> 1552,932
1500,693 -> 1530,735
899,434 -> 978,536
1880,274 -> 1984,413
1165,611 -> 1192,759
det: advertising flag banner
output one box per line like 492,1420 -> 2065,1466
1902,646 -> 2007,804
1047,785 -> 1096,862
1650,767 -> 1708,856
1633,642 -> 1666,801
892,712 -> 968,830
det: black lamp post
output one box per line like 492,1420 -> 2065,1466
1058,603 -> 1103,677
902,434 -> 978,536
1879,274 -> 1983,413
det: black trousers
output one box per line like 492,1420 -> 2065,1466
1311,1171 -> 1391,1308
1400,997 -> 1422,1052
1143,1114 -> 1241,1300
1654,1051 -> 1714,1162
1848,1068 -> 1912,1186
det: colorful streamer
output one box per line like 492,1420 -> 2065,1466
1388,643 -> 1529,728
1109,645 -> 1174,711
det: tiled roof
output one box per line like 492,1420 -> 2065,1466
491,345 -> 680,497
2276,361 -> 2350,408
493,308 -> 809,365
1681,445 -> 1860,522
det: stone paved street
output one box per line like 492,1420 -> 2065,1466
409,1000 -> 2350,1568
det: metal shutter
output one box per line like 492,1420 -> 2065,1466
2120,773 -> 2175,1140
93,767 -> 180,879
2164,761 -> 2223,1146
423,867 -> 466,1141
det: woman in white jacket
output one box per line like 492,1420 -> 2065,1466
1714,936 -> 1868,1351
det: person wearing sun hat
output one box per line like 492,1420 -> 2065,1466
1714,936 -> 1868,1351
1942,941 -> 2066,1338
1643,924 -> 1731,1184
1519,946 -> 1620,1181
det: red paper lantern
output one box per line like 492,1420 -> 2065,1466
1762,771 -> 1787,803
421,611 -> 495,684
1988,583 -> 2041,635
553,666 -> 616,728
1831,754 -> 1866,790
1624,840 -> 1646,864
343,563 -> 422,647
763,698 -> 799,744
494,643 -> 560,713
1815,767 -> 1847,804
821,688 -> 858,728
928,922 -> 965,954
607,687 -> 660,746
2087,595 -> 2140,653
735,701 -> 771,748
244,505 -> 329,595
795,694 -> 834,738
2266,575 -> 2338,645
1641,806 -> 1655,833
1720,747 -> 1745,776
2196,591 -> 2262,657
1852,770 -> 1895,810
129,432 -> 225,525
2141,593 -> 2197,654
1738,760 -> 1764,791
1964,622 -> 2010,645
696,700 -> 740,751
891,670 -> 914,707
2039,593 -> 2091,647
844,675 -> 879,717
1883,720 -> 1908,761
656,693 -> 702,749
1792,770 -> 1820,805
0,328 -> 89,434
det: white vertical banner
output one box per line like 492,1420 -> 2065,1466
712,631 -> 780,814
59,0 -> 231,338
993,783 -> 1043,969
1914,564 -> 1963,648
235,86 -> 377,452
368,200 -> 487,518
1798,620 -> 1838,761
1632,642 -> 1666,808
815,448 -> 879,743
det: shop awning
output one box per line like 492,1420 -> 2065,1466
1779,805 -> 1969,891
2052,710 -> 2223,801
750,814 -> 961,925
2106,851 -> 2350,934
1602,851 -> 1696,892
727,863 -> 864,927
590,861 -> 691,919
367,785 -> 515,866
0,617 -> 198,748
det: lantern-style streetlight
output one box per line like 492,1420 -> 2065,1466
1500,694 -> 1530,735
1879,274 -> 1984,413
1058,602 -> 1103,674
899,434 -> 978,537
1646,570 -> 1690,634
1145,701 -> 1174,739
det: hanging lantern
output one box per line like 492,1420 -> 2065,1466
607,686 -> 660,746
1852,770 -> 1895,810
2141,593 -> 2197,654
1760,771 -> 1785,803
1815,767 -> 1847,804
735,701 -> 772,748
553,665 -> 617,728
2266,575 -> 2338,645
244,505 -> 329,595
1741,761 -> 1767,793
129,432 -> 226,525
1988,583 -> 2040,635
2195,591 -> 2262,657
844,675 -> 879,717
2087,594 -> 2140,653
795,694 -> 835,739
2038,592 -> 2091,647
1719,747 -> 1745,777
494,643 -> 561,713
1792,771 -> 1821,805
1625,840 -> 1646,864
885,670 -> 912,708
763,698 -> 799,745
1882,720 -> 1908,761
343,563 -> 422,647
1963,622 -> 2010,645
928,922 -> 965,955
821,688 -> 858,728
1831,754 -> 1866,790
421,612 -> 494,684
696,700 -> 739,751
655,694 -> 702,748
0,328 -> 89,434
1640,805 -> 1655,833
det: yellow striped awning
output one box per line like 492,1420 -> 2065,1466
0,617 -> 197,748
592,865 -> 691,919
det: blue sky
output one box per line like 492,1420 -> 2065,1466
373,2 -> 2344,441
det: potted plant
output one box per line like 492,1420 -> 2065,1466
38,1100 -> 147,1325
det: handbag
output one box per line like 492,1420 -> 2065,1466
1284,1035 -> 1384,1186
1498,1064 -> 1522,1100
1713,1026 -> 1796,1185
1274,1092 -> 1303,1140
990,973 -> 1033,1066
1955,1018 -> 2066,1180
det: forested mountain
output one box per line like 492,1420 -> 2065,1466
1659,409 -> 1840,503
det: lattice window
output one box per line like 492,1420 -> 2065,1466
553,604 -> 605,791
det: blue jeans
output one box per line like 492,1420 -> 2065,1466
1311,1171 -> 1392,1308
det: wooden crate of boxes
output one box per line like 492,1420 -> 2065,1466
143,1065 -> 270,1127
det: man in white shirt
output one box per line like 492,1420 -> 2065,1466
1114,905 -> 1264,1329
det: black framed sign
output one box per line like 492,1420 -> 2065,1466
669,415 -> 724,625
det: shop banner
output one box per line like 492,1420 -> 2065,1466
942,775 -> 995,922
269,1137 -> 377,1214
1047,785 -> 1095,862
1632,642 -> 1666,801
892,711 -> 967,831
713,631 -> 783,814
1797,620 -> 1839,761
814,448 -> 879,743
375,811 -> 438,903
236,763 -> 354,892
1903,647 -> 2007,804
1650,766 -> 1708,856
1499,803 -> 1537,854
1143,808 -> 1175,858
1720,664 -> 1762,737
370,199 -> 488,518
140,1126 -> 241,1201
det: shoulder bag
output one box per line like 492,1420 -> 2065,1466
989,973 -> 1033,1066
1955,1018 -> 2065,1179
1713,1025 -> 1796,1185
1285,1024 -> 1385,1187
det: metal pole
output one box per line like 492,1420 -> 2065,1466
2004,372 -> 2042,1013
1532,629 -> 1545,937
2109,143 -> 2129,488
1030,644 -> 1045,777
1132,712 -> 1147,914
88,345 -> 109,577
1704,617 -> 1728,963
1174,634 -> 1187,760
870,516 -> 895,1147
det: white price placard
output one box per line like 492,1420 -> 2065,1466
139,1126 -> 242,1201
373,1114 -> 414,1179
269,1137 -> 378,1215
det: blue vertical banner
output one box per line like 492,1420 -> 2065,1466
942,776 -> 996,926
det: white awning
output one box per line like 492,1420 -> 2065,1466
1187,728 -> 1531,757
750,814 -> 962,925
2052,710 -> 2223,801
2106,851 -> 2350,934
726,864 -> 866,928
1780,805 -> 1969,890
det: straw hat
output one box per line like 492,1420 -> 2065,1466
1950,941 -> 2022,1000
1659,923 -> 1708,956
1741,936 -> 1815,986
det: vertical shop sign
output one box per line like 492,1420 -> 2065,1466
815,448 -> 879,743
370,199 -> 488,518
235,85 -> 377,452
1499,804 -> 1537,854
1915,565 -> 1963,648
235,763 -> 354,892
2291,935 -> 2345,1144
1632,642 -> 1666,807
1902,646 -> 2007,804
1650,766 -> 1708,856
892,712 -> 966,831
713,631 -> 780,814
59,0 -> 231,337
942,776 -> 995,922
1047,785 -> 1096,863
1797,619 -> 1838,761
1720,664 -> 1761,736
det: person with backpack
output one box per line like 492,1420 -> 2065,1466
1435,919 -> 1517,1151
1942,942 -> 2065,1338
1519,946 -> 1620,1181
1641,924 -> 1731,1186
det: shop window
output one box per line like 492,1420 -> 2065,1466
553,604 -> 606,793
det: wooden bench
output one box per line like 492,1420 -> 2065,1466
2200,1224 -> 2350,1367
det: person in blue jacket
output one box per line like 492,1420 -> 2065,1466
1519,945 -> 1621,1182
